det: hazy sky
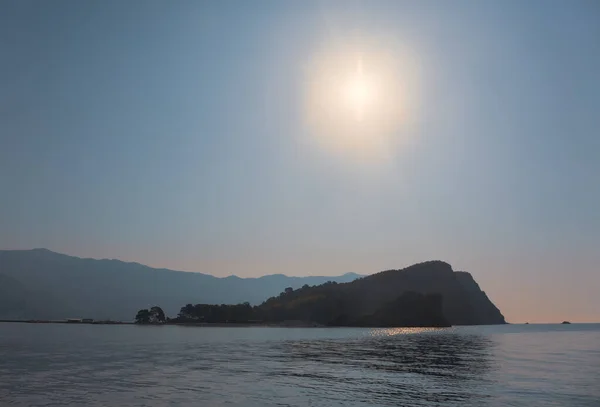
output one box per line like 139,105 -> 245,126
1,1 -> 599,323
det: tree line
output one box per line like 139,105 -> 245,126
134,283 -> 330,324
134,279 -> 449,328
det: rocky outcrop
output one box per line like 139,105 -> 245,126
260,261 -> 506,326
454,271 -> 506,325
343,261 -> 505,325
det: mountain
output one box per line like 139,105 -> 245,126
0,273 -> 77,320
0,249 -> 360,320
0,273 -> 30,318
0,250 -> 505,325
258,260 -> 506,325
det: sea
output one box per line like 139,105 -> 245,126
0,323 -> 598,407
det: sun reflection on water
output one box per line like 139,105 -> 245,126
369,326 -> 453,337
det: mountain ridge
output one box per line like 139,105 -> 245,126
4,248 -> 362,280
0,249 -> 363,320
0,249 -> 505,325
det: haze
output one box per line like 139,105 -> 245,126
1,1 -> 599,323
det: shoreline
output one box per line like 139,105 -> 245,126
0,319 -> 452,328
0,319 -> 319,327
0,319 -> 133,325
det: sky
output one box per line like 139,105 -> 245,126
1,0 -> 599,323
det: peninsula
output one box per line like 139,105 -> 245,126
135,261 -> 505,327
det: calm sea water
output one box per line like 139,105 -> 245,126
0,323 -> 598,407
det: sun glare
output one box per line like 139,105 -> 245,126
303,41 -> 420,162
342,59 -> 377,122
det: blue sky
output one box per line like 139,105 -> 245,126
1,1 -> 599,322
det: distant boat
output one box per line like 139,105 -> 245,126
561,321 -> 571,324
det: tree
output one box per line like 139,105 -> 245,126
171,302 -> 259,323
178,303 -> 195,320
150,306 -> 166,323
135,308 -> 151,324
135,306 -> 166,324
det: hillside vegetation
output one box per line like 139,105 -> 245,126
256,260 -> 505,326
165,260 -> 504,327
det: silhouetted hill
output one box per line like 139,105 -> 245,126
0,249 -> 360,320
0,250 -> 505,325
454,271 -> 505,325
171,290 -> 449,327
0,273 -> 76,319
255,287 -> 449,327
259,261 -> 506,325
0,274 -> 30,317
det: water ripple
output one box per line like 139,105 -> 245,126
1,324 -> 599,406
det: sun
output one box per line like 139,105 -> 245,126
303,42 -> 420,161
341,59 -> 377,122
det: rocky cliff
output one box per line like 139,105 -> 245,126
260,261 -> 506,326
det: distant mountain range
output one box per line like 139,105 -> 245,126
0,249 -> 505,325
0,249 -> 361,321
